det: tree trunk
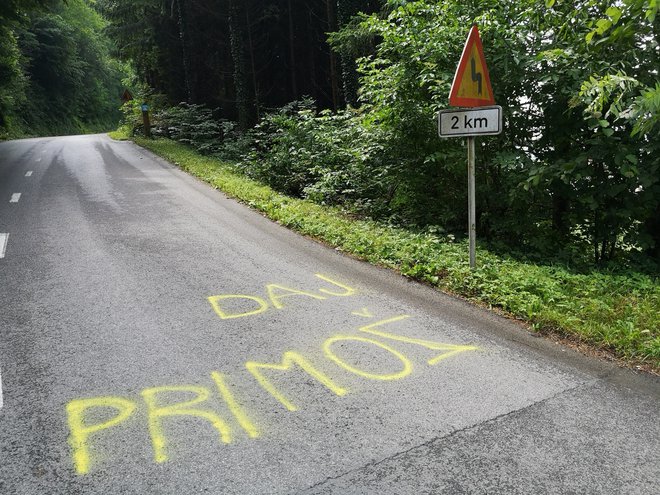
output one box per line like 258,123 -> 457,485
336,0 -> 360,107
307,7 -> 318,102
228,0 -> 251,129
246,7 -> 260,120
287,0 -> 298,98
551,187 -> 570,241
643,202 -> 660,260
325,0 -> 340,110
175,0 -> 193,102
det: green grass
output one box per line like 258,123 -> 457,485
107,126 -> 130,141
133,137 -> 660,371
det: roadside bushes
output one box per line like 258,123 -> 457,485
119,82 -> 659,271
237,99 -> 398,218
121,97 -> 407,219
123,100 -> 222,154
123,100 -> 255,160
234,98 -> 469,232
152,103 -> 221,152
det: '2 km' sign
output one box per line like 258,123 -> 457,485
438,106 -> 502,138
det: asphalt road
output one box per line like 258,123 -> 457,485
0,134 -> 658,494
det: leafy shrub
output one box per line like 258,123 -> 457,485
121,99 -> 254,159
152,103 -> 221,154
239,99 -> 397,216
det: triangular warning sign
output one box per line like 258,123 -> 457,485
449,25 -> 495,107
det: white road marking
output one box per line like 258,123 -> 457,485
0,367 -> 3,409
10,193 -> 21,203
0,233 -> 7,258
25,171 -> 33,177
36,158 -> 42,162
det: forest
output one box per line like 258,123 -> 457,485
2,0 -> 659,270
0,0 -> 124,136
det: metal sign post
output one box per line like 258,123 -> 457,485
467,136 -> 476,269
439,106 -> 501,269
441,23 -> 500,269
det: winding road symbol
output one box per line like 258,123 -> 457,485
470,57 -> 482,95
449,24 -> 494,107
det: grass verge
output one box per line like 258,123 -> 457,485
107,126 -> 130,141
132,136 -> 660,372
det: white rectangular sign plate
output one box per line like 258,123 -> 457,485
438,106 -> 502,138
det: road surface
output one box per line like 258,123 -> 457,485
0,134 -> 658,494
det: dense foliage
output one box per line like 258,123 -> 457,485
0,0 -> 125,138
99,0 -> 381,129
113,0 -> 659,269
280,0 -> 660,268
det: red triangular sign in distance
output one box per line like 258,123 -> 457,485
449,24 -> 495,107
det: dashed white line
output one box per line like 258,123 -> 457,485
0,233 -> 7,259
0,367 -> 3,409
10,193 -> 21,203
25,171 -> 33,177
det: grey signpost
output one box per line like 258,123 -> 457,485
443,24 -> 500,269
467,135 -> 476,269
438,106 -> 502,269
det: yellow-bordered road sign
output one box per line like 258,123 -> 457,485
449,24 -> 495,107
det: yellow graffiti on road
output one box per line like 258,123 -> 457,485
66,275 -> 479,475
207,294 -> 269,319
323,336 -> 413,381
352,307 -> 374,317
246,352 -> 347,411
315,274 -> 356,297
141,385 -> 233,464
66,397 -> 136,475
359,315 -> 478,365
210,372 -> 259,439
207,274 -> 356,319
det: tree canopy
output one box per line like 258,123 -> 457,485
0,0 -> 125,137
97,0 -> 381,128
